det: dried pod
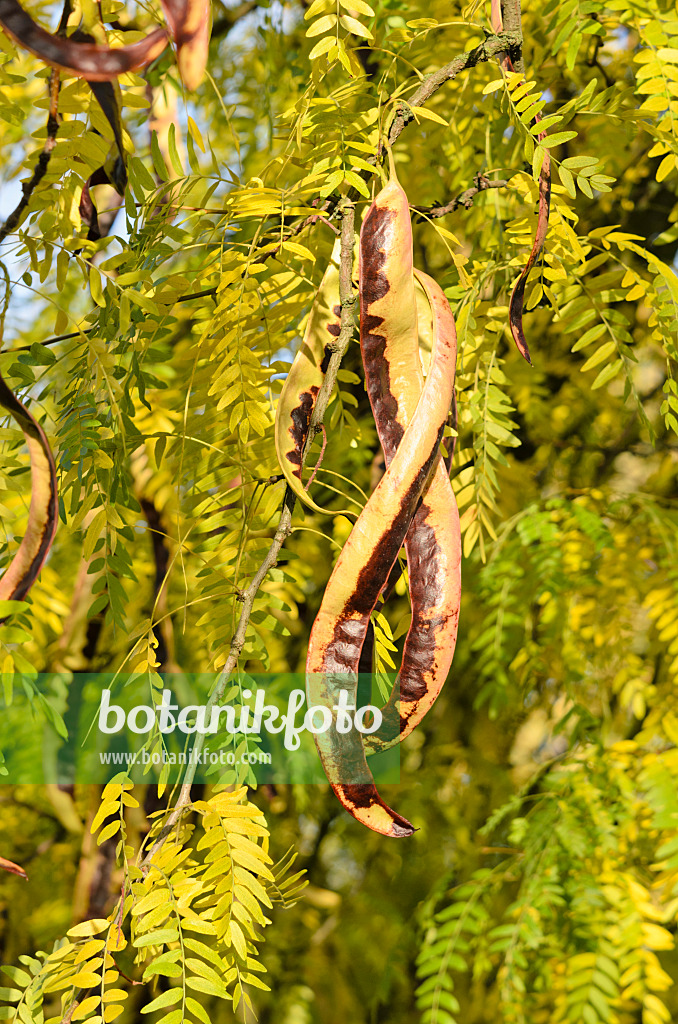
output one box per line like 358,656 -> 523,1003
0,0 -> 168,80
508,132 -> 551,365
274,237 -> 353,516
0,375 -> 58,621
160,0 -> 211,91
306,178 -> 456,837
490,3 -> 551,364
361,267 -> 461,755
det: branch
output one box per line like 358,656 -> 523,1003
387,30 -> 521,147
141,198 -> 358,868
0,0 -> 71,245
414,175 -> 511,218
0,68 -> 60,245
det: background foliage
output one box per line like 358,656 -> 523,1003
1,0 -> 678,1021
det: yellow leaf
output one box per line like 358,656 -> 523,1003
339,14 -> 373,38
656,153 -> 676,182
72,997 -> 101,1021
306,14 -> 337,36
67,920 -> 110,938
412,106 -> 448,125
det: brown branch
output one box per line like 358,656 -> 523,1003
499,0 -> 525,75
141,198 -> 358,868
0,0 -> 71,245
0,68 -> 61,245
414,175 -> 511,218
387,30 -> 521,148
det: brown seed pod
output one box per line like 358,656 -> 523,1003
361,265 -> 461,755
0,374 -> 58,622
508,130 -> 551,365
274,237 -> 355,516
160,0 -> 211,91
305,180 -> 457,837
0,0 -> 168,80
490,1 -> 551,364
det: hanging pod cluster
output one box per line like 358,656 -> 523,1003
276,165 -> 462,837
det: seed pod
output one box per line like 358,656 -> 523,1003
489,3 -> 551,365
306,182 -> 456,837
0,0 -> 168,80
0,854 -> 27,879
160,0 -> 211,91
0,374 -> 58,621
275,237 -> 353,516
362,268 -> 461,755
508,130 -> 551,365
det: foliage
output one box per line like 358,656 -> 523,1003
1,0 -> 678,1021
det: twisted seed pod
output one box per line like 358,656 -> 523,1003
0,0 -> 168,80
508,137 -> 551,365
160,0 -> 211,91
0,854 -> 27,879
274,237 -> 353,516
306,186 -> 456,838
491,0 -> 551,364
0,374 -> 58,621
361,265 -> 461,755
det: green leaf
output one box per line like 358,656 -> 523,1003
541,130 -> 578,148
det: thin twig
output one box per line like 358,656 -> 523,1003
387,31 -> 521,148
0,0 -> 71,246
414,175 -> 511,218
0,70 -> 61,245
141,198 -> 358,868
304,425 -> 327,491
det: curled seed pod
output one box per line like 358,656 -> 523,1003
362,268 -> 461,756
0,854 -> 27,879
490,3 -> 551,365
508,129 -> 551,365
0,374 -> 58,622
0,0 -> 168,80
274,237 -> 354,516
306,185 -> 456,838
160,0 -> 211,91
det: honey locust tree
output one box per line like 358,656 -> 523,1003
1,0 -> 678,1021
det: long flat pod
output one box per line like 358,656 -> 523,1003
274,237 -> 353,516
160,0 -> 211,90
306,202 -> 456,837
508,139 -> 551,364
362,269 -> 461,755
0,0 -> 168,80
490,1 -> 551,364
0,374 -> 58,619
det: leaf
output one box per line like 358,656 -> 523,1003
581,340 -> 616,372
339,15 -> 374,39
591,358 -> 623,389
340,0 -> 374,14
134,929 -> 180,948
139,988 -> 181,1014
412,106 -> 449,125
541,130 -> 578,148
309,35 -> 335,59
306,14 -> 337,36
